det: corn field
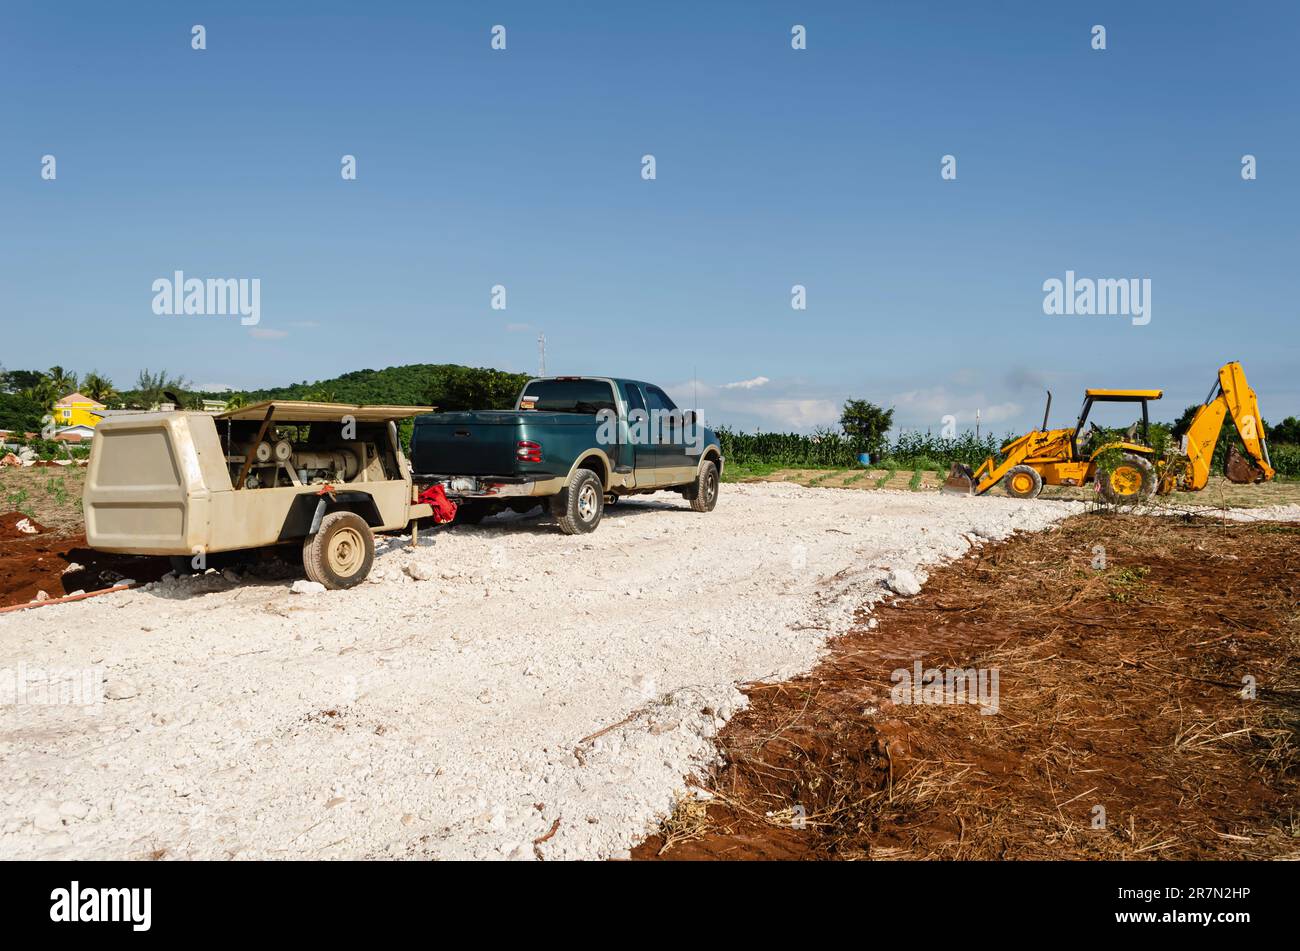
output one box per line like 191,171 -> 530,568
716,427 -> 1006,470
717,426 -> 1300,477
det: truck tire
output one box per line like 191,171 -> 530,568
1003,465 -> 1043,500
550,469 -> 604,534
686,460 -> 720,512
303,510 -> 375,589
1099,455 -> 1156,505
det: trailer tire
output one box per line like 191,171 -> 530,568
1003,465 -> 1043,500
551,469 -> 604,535
303,511 -> 375,589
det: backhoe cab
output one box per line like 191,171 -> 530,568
944,389 -> 1161,503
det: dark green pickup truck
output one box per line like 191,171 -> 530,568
410,376 -> 723,534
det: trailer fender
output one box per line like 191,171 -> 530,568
308,491 -> 384,534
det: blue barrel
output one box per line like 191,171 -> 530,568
857,453 -> 872,465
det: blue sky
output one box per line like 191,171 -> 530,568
3,1 -> 1297,435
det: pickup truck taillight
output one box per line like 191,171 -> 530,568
516,440 -> 542,463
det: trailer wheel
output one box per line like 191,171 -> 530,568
686,460 -> 720,512
551,469 -> 604,534
1003,465 -> 1043,500
303,511 -> 375,589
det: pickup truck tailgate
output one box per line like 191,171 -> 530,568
411,411 -> 591,477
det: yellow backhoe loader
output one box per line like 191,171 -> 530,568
942,362 -> 1273,503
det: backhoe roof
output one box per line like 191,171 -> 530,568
1084,389 -> 1163,400
216,400 -> 434,422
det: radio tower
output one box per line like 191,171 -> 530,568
538,332 -> 547,376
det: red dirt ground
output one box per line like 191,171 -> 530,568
634,514 -> 1300,861
0,511 -> 170,609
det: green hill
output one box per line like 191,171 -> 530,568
207,364 -> 532,413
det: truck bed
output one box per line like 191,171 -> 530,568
410,411 -> 598,478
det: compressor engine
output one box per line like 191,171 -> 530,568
230,437 -> 366,488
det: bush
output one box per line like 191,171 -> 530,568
1269,443 -> 1300,478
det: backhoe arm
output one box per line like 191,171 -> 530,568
1181,361 -> 1274,490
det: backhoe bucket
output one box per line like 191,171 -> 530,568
1225,445 -> 1266,484
942,463 -> 976,496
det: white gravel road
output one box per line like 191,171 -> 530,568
0,483 -> 1086,860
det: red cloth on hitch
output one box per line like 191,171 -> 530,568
416,484 -> 459,524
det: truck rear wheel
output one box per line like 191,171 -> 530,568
686,460 -> 720,512
551,469 -> 604,534
303,511 -> 375,589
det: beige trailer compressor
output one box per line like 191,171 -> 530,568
83,401 -> 437,589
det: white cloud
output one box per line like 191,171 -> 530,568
761,398 -> 841,429
721,376 -> 770,390
980,401 -> 1023,423
887,386 -> 1021,428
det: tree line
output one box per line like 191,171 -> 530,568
0,363 -> 533,433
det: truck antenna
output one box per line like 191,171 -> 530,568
538,332 -> 546,377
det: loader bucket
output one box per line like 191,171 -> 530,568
942,463 -> 976,496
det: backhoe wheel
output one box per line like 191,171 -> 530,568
551,469 -> 604,535
686,460 -> 720,513
303,511 -> 375,589
1003,465 -> 1043,500
1099,455 -> 1156,506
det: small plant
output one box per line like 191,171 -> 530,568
908,467 -> 923,491
1108,565 -> 1151,602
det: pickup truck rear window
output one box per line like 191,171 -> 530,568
519,380 -> 617,415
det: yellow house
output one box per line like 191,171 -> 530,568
53,392 -> 107,429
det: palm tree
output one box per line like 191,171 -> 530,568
46,366 -> 79,397
82,371 -> 117,405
